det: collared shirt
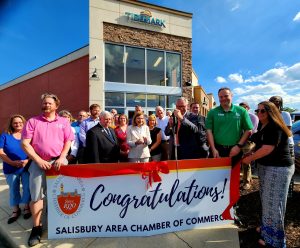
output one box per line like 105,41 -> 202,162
157,115 -> 170,141
249,112 -> 259,133
22,114 -> 74,161
206,104 -> 253,146
79,117 -> 100,147
281,111 -> 294,145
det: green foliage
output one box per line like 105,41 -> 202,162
282,107 -> 297,113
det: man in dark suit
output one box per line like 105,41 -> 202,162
85,111 -> 120,163
165,97 -> 208,160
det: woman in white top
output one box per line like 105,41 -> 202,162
127,112 -> 151,162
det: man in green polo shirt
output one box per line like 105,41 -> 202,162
206,87 -> 253,165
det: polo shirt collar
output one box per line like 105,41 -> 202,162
220,104 -> 234,112
40,113 -> 59,122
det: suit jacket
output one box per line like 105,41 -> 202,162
165,112 -> 208,160
85,123 -> 120,163
127,125 -> 152,159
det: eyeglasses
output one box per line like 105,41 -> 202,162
255,109 -> 267,114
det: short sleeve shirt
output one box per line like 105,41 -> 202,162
251,122 -> 293,167
22,114 -> 74,160
205,104 -> 253,146
0,133 -> 28,174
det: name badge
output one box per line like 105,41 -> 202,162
218,113 -> 225,116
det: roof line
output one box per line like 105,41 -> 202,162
0,45 -> 89,91
119,0 -> 193,18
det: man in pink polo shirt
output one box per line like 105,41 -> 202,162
22,93 -> 74,247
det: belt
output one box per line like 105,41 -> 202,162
215,144 -> 234,149
161,140 -> 169,143
46,156 -> 60,162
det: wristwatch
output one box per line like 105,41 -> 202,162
236,143 -> 243,148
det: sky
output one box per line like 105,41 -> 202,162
1,0 -> 300,111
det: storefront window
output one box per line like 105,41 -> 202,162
105,44 -> 124,83
166,53 -> 181,87
126,47 -> 145,84
147,50 -> 164,86
126,93 -> 146,107
105,43 -> 181,87
147,94 -> 165,108
166,95 -> 177,110
105,92 -> 124,107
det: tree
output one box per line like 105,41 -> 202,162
282,107 -> 297,113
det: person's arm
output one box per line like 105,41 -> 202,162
79,121 -> 87,146
150,130 -> 162,152
242,145 -> 274,165
0,148 -> 23,167
229,130 -> 251,157
22,138 -> 52,170
164,118 -> 173,136
206,129 -> 219,158
54,140 -> 71,170
85,130 -> 100,163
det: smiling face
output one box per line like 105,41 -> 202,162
42,97 -> 58,114
119,115 -> 127,126
135,114 -> 144,127
12,117 -> 24,132
100,113 -> 112,128
156,107 -> 164,119
255,104 -> 269,124
218,89 -> 232,109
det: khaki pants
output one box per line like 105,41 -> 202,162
242,163 -> 252,184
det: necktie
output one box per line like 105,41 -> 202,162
106,128 -> 115,142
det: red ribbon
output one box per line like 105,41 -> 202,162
221,159 -> 241,220
46,161 -> 169,188
141,161 -> 169,188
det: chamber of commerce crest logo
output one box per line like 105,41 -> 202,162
52,176 -> 85,218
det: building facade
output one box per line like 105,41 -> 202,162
0,0 -> 216,130
90,0 -> 193,118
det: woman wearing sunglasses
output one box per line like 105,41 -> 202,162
242,101 -> 294,248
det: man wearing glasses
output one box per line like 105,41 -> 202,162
206,87 -> 253,166
22,93 -> 74,247
165,97 -> 209,160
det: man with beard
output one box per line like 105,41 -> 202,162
22,93 -> 74,247
85,111 -> 120,163
79,104 -> 101,162
206,87 -> 253,166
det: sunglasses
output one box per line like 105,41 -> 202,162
255,109 -> 267,114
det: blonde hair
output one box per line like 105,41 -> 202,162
6,114 -> 26,134
148,114 -> 157,126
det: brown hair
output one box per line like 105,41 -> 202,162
118,114 -> 128,125
6,114 -> 26,134
89,103 -> 101,111
132,111 -> 145,126
259,101 -> 292,137
41,93 -> 60,107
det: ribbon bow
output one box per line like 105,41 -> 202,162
141,161 -> 169,188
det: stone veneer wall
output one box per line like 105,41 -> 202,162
103,23 -> 193,101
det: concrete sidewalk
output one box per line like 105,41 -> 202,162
0,163 -> 240,248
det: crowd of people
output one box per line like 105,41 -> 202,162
0,88 -> 295,247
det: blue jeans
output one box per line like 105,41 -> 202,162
5,171 -> 31,207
